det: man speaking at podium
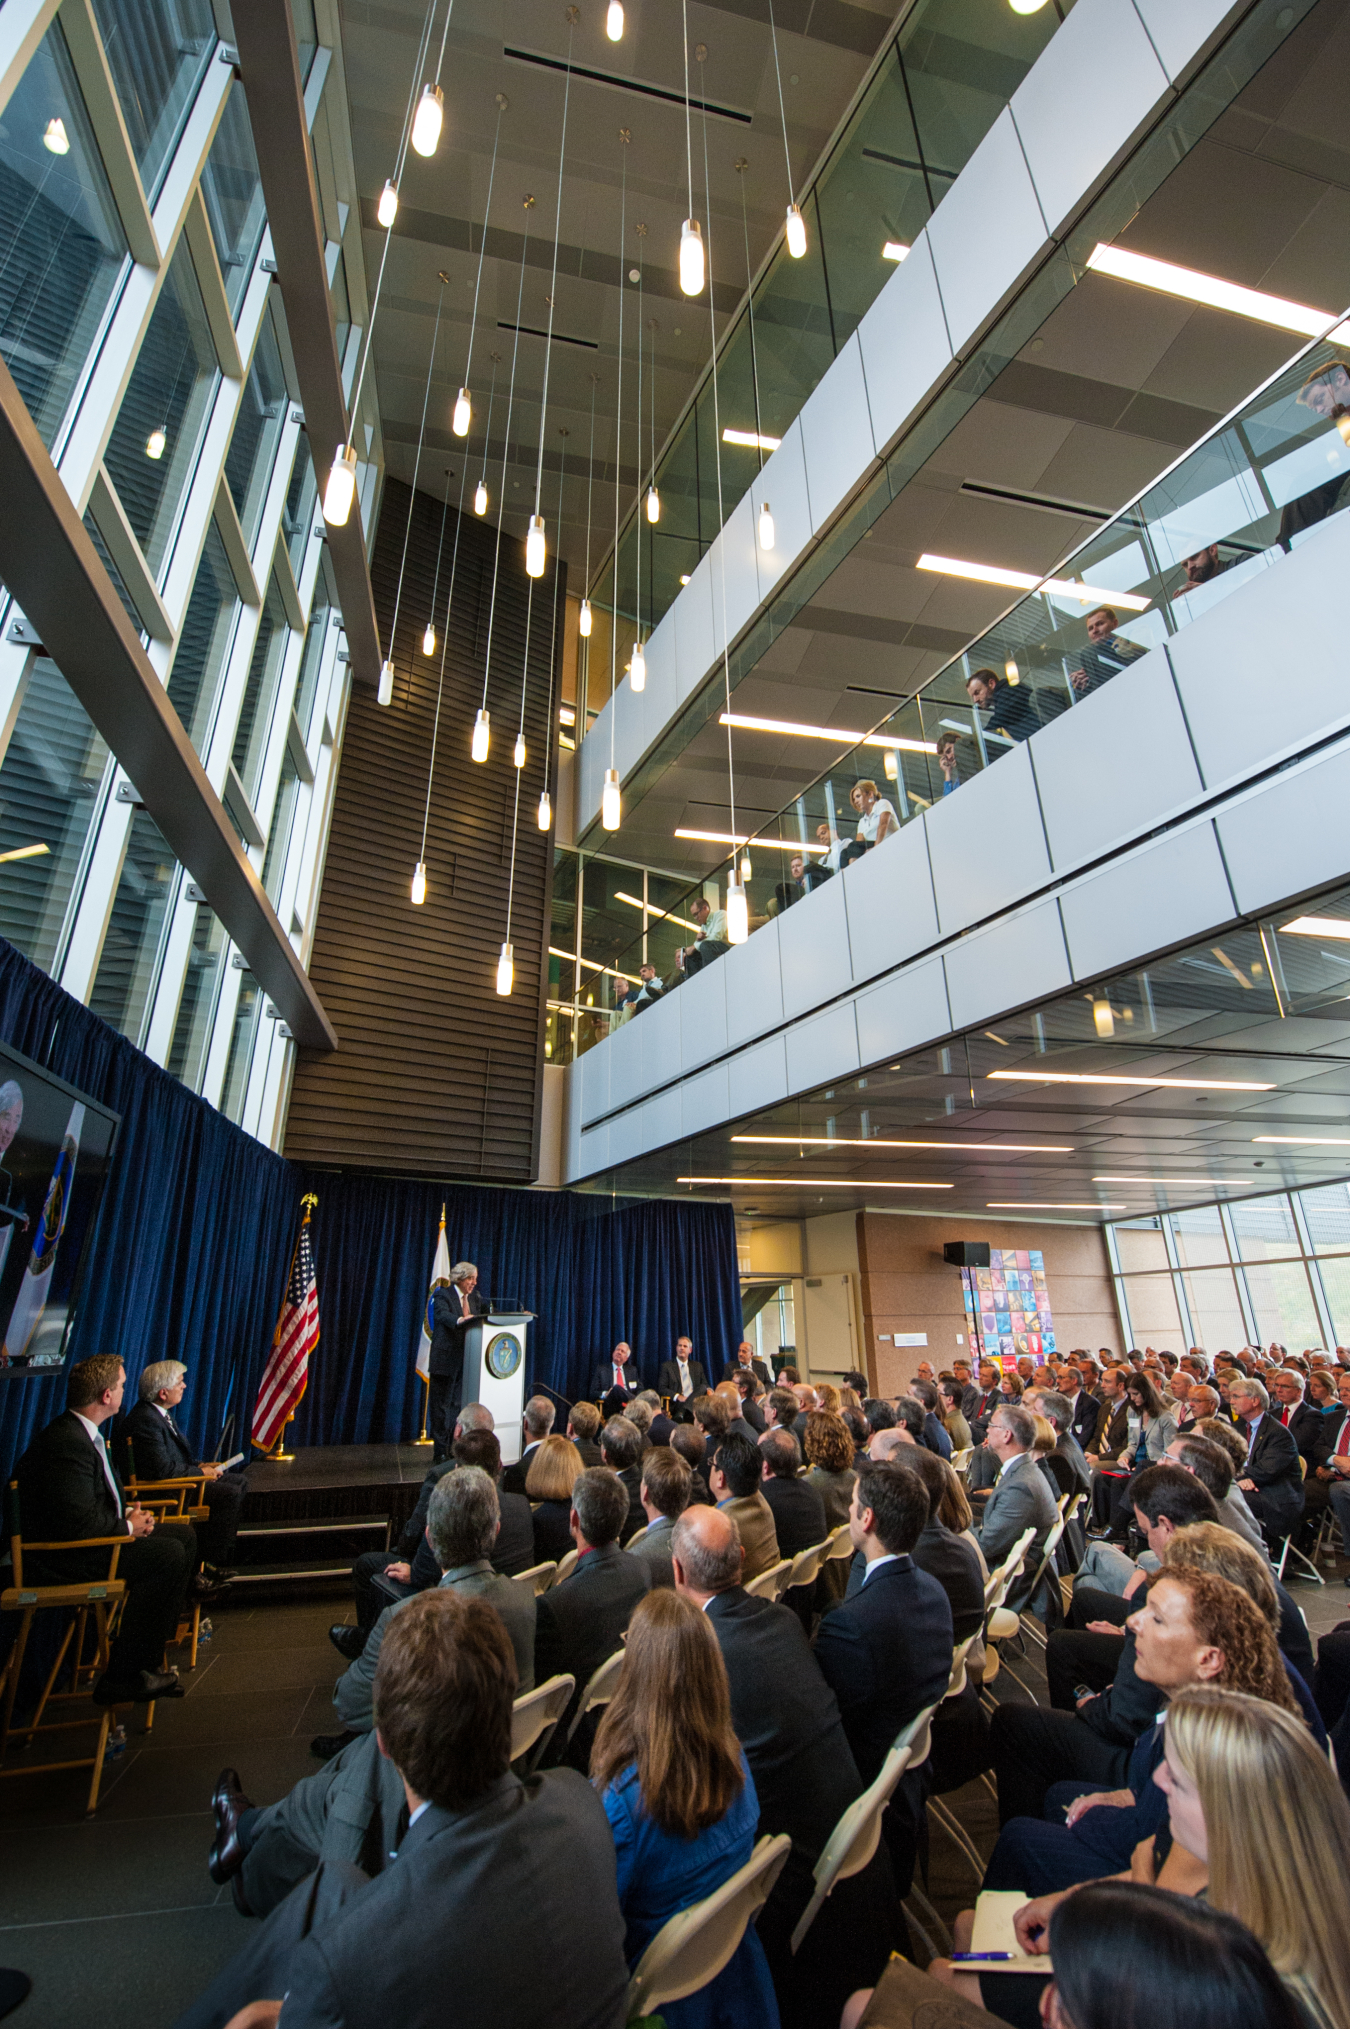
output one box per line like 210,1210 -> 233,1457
427,1261 -> 488,1459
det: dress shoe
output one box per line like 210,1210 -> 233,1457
93,1668 -> 183,1705
310,1728 -> 358,1762
209,1767 -> 255,1885
190,1573 -> 225,1603
328,1623 -> 366,1662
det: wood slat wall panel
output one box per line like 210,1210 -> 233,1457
284,479 -> 559,1177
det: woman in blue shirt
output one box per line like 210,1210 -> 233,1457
590,1590 -> 780,2029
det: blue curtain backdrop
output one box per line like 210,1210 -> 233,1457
0,937 -> 742,1479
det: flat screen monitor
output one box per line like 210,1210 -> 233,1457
0,1037 -> 119,1381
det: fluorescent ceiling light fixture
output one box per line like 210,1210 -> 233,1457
723,428 -> 782,451
918,552 -> 1152,612
988,1201 -> 1126,1211
1280,915 -> 1350,938
679,1177 -> 953,1190
732,1134 -> 1074,1152
882,241 -> 909,262
548,945 -> 639,985
675,828 -> 828,852
1093,1176 -> 1229,1187
0,843 -> 49,864
1086,243 -> 1350,342
719,711 -> 934,755
559,705 -> 576,725
614,890 -> 700,931
988,1069 -> 1275,1091
1253,1135 -> 1350,1146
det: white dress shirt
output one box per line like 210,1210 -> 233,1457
72,1410 -> 128,1527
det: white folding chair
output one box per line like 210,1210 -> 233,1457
925,1635 -> 989,1883
551,1547 -> 579,1588
980,1526 -> 1036,1698
566,1646 -> 627,1744
626,1834 -> 792,2020
1273,1460 -> 1325,1586
824,1524 -> 856,1563
951,1447 -> 973,1478
512,1561 -> 557,1596
782,1537 -> 830,1597
510,1673 -> 575,1771
790,1705 -> 936,1955
744,1558 -> 791,1601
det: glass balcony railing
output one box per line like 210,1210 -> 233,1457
563,317 -> 1350,1061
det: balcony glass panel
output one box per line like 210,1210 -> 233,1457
284,435 -> 317,580
1117,1271 -> 1185,1345
1297,1183 -> 1350,1255
200,86 -> 266,320
1227,1193 -> 1300,1262
87,809 -> 177,1043
167,905 -> 225,1090
232,577 -> 290,801
225,305 -> 289,547
90,0 -> 216,201
0,658 -> 110,972
1176,1267 -> 1246,1351
167,522 -> 239,752
221,975 -> 262,1123
295,571 -> 331,738
263,752 -> 301,904
1240,1257 -> 1321,1350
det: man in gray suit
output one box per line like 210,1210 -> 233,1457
332,1467 -> 535,1733
627,1445 -> 692,1588
184,1591 -> 628,2029
976,1403 -> 1059,1615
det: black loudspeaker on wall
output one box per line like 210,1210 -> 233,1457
943,1241 -> 992,1269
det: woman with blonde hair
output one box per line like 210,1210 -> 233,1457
591,1590 -> 779,2029
525,1433 -> 583,1563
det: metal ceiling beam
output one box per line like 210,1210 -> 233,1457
230,0 -> 381,689
0,356 -> 338,1052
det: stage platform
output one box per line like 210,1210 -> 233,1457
231,1442 -> 432,1588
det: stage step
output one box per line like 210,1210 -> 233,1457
237,1516 -> 391,1543
229,1513 -> 393,1588
224,1555 -> 360,1587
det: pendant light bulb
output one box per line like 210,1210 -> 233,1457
726,879 -> 749,945
471,708 -> 490,763
785,203 -> 807,260
145,425 -> 167,461
629,641 -> 646,692
679,218 -> 705,297
422,621 -> 436,656
579,597 -> 593,638
378,658 -> 394,707
525,513 -> 547,578
410,83 -> 444,158
606,0 -> 624,39
496,941 -> 515,996
473,480 -> 488,515
1009,0 -> 1050,12
601,767 -> 621,831
883,748 -> 899,783
377,178 -> 399,228
43,117 -> 69,155
1004,658 -> 1020,684
537,789 -> 552,830
323,444 -> 358,526
740,852 -> 752,883
452,387 -> 471,437
513,730 -> 526,769
758,501 -> 776,551
646,484 -> 660,524
411,861 -> 427,906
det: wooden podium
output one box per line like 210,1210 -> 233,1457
462,1312 -> 534,1463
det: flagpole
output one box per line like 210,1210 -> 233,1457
256,1193 -> 318,1461
413,1202 -> 448,1447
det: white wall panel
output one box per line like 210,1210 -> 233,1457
709,492 -> 761,661
1168,511 -> 1350,791
577,705 -> 610,832
638,607 -> 678,759
926,744 -> 1051,935
1031,653 -> 1201,872
1132,0 -> 1248,82
1011,0 -> 1169,237
723,916 -> 784,1049
673,550 -> 717,706
639,1083 -> 684,1155
778,871 -> 853,1019
1059,822 -> 1235,981
638,988 -> 682,1097
857,234 -> 953,458
785,1000 -> 860,1093
605,1014 -> 644,1113
579,1030 -> 610,1125
841,818 -> 939,987
606,1103 -> 646,1169
730,1034 -> 790,1117
683,1061 -> 730,1139
925,109 -> 1049,355
575,1120 -> 609,1179
753,423 -> 814,601
798,333 -> 876,532
1215,739 -> 1350,916
855,955 -> 952,1069
944,898 -> 1070,1031
680,959 -> 729,1072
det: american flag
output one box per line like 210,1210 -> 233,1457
252,1200 -> 320,1453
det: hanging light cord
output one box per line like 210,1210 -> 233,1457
416,460 -> 471,869
478,352 -> 500,494
431,0 -> 455,85
502,579 -> 533,952
609,134 -> 628,775
681,0 -> 695,220
543,437 -> 567,760
634,236 -> 643,643
583,373 -> 598,593
737,163 -> 764,471
478,206 -> 533,716
385,280 -> 446,661
766,0 -> 795,208
463,100 -> 504,407
533,16 -> 576,521
699,56 -> 740,859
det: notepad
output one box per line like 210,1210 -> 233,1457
968,1890 -> 1054,1973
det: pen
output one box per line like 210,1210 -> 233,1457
950,1952 -> 1015,1962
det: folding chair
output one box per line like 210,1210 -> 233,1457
626,1834 -> 792,2020
791,1702 -> 937,1954
1273,1459 -> 1325,1586
124,1460 -> 213,1672
744,1559 -> 790,1601
979,1526 -> 1036,1701
950,1448 -> 973,1478
552,1547 -> 579,1587
512,1561 -> 557,1596
823,1523 -> 856,1564
510,1673 -> 574,1772
782,1536 -> 830,1597
566,1647 -> 627,1745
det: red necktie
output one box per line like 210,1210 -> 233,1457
1338,1418 -> 1350,1459
1279,1407 -> 1290,1425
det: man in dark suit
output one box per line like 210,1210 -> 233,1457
1085,1365 -> 1131,1458
1062,1370 -> 1102,1454
627,1445 -> 692,1588
966,1362 -> 1006,1446
733,1369 -> 767,1433
1230,1377 -> 1305,1541
976,1403 -> 1059,1615
598,1415 -> 646,1542
590,1341 -> 640,1399
501,1395 -> 555,1495
1270,1368 -> 1323,1463
854,1446 -> 984,1643
16,1355 -> 194,1704
121,1359 -> 247,1570
656,1334 -> 707,1409
427,1261 -> 488,1460
1034,1389 -> 1092,1497
908,1383 -> 952,1459
670,1424 -> 714,1504
533,1467 -> 651,1749
722,1340 -> 772,1388
565,1401 -> 604,1466
759,1427 -> 826,1556
188,1590 -> 630,2029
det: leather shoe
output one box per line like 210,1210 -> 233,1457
328,1622 -> 365,1662
93,1668 -> 183,1705
310,1728 -> 358,1762
209,1767 -> 254,1884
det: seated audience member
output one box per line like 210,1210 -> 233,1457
859,1449 -> 984,1643
759,1427 -> 826,1557
762,1385 -> 799,1438
975,1404 -> 1059,1613
908,1381 -> 953,1459
525,1434 -> 585,1564
1165,1431 -> 1269,1554
678,895 -> 730,976
774,854 -> 820,915
620,961 -> 665,1013
938,1377 -> 973,1452
671,1423 -> 714,1504
842,1406 -> 871,1465
965,1362 -> 1007,1447
838,778 -> 897,869
657,1334 -> 708,1410
1089,1372 -> 1177,1535
1176,1382 -> 1219,1429
16,1354 -> 195,1705
966,664 -> 1042,742
1304,1371 -> 1350,1534
934,729 -> 968,796
1228,1376 -> 1305,1544
121,1360 -> 247,1573
330,1466 -> 535,1736
599,1415 -> 646,1543
625,1397 -> 656,1450
802,1410 -> 858,1530
590,1591 -> 779,2029
502,1394 -> 555,1495
714,1377 -> 760,1447
723,1340 -> 772,1387
1083,1365 -> 1130,1460
592,1342 -> 640,1399
862,1397 -> 895,1438
1068,603 -> 1147,696
566,1399 -> 603,1467
627,1445 -> 691,1587
1036,1389 -> 1092,1496
692,1390 -> 732,1463
734,1369 -> 767,1434
709,1431 -> 780,1580
633,1387 -> 674,1447
671,1507 -> 894,2029
187,1592 -> 629,2029
533,1467 -> 651,1748
1072,1460 -> 1221,1599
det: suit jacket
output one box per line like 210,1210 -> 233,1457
1055,1429 -> 1092,1496
259,1769 -> 629,2029
740,1396 -> 767,1434
722,1358 -> 772,1388
943,1410 -> 974,1453
533,1542 -> 651,1733
531,1498 -> 575,1566
502,1440 -> 546,1497
626,1512 -> 676,1587
704,1587 -> 861,1866
405,1477 -> 536,1590
813,1555 -> 953,1785
719,1491 -> 780,1579
591,1359 -> 640,1398
428,1284 -> 488,1382
656,1358 -> 707,1401
976,1452 -> 1058,1611
1242,1414 -> 1305,1529
1066,1392 -> 1100,1453
1306,1403 -> 1348,1472
1278,1400 -> 1325,1464
908,1518 -> 986,1643
335,1560 -> 536,1731
922,1413 -> 952,1460
15,1410 -> 129,1580
761,1474 -> 828,1560
121,1399 -> 197,1481
571,1437 -> 604,1468
1089,1399 -> 1129,1458
966,1388 -> 1006,1446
